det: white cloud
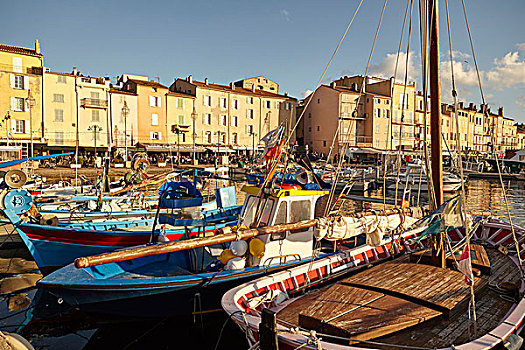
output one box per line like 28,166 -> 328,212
486,51 -> 525,90
449,50 -> 471,61
369,51 -> 419,83
517,96 -> 525,108
280,9 -> 290,22
440,59 -> 480,87
301,90 -> 313,99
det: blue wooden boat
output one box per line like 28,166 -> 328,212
1,182 -> 240,274
37,185 -> 334,316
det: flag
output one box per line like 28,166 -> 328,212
259,125 -> 285,162
458,245 -> 474,286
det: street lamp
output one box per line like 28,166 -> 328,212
171,124 -> 189,166
191,105 -> 197,164
251,131 -> 258,165
26,90 -> 35,157
3,112 -> 11,145
88,125 -> 103,167
121,101 -> 130,161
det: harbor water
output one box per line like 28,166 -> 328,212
1,178 -> 525,349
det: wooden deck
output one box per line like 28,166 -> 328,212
343,259 -> 488,319
276,246 -> 521,348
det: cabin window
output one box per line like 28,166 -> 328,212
271,202 -> 287,241
241,196 -> 274,228
289,200 -> 311,233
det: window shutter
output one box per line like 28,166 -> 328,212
150,131 -> 154,139
157,97 -> 161,108
24,120 -> 30,134
158,132 -> 162,140
149,96 -> 155,106
11,121 -> 16,133
9,74 -> 15,88
202,114 -> 206,124
10,97 -> 15,111
23,76 -> 29,90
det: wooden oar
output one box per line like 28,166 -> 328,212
75,219 -> 318,269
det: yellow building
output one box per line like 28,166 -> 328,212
121,75 -> 168,147
43,71 -> 77,149
170,76 -> 297,154
0,41 -> 44,157
110,88 -> 138,153
166,91 -> 195,148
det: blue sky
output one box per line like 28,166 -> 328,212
2,0 -> 524,121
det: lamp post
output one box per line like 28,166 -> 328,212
88,125 -> 103,167
121,101 -> 130,161
26,90 -> 35,157
191,105 -> 197,164
3,112 -> 10,145
251,131 -> 258,165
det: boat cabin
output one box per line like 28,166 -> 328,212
238,185 -> 329,266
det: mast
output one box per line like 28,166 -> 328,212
429,0 -> 445,267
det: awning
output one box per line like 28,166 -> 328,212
144,145 -> 206,153
205,147 -> 235,153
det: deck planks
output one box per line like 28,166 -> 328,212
342,261 -> 487,318
298,284 -> 441,343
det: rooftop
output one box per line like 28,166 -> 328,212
0,43 -> 43,57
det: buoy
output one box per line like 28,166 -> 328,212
224,257 -> 245,270
399,199 -> 410,209
230,240 -> 248,256
218,249 -> 236,264
249,238 -> 266,259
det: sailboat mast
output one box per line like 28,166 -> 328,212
429,0 -> 443,207
429,0 -> 446,268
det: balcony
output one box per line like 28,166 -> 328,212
80,98 -> 108,109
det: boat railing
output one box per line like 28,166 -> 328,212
263,253 -> 301,267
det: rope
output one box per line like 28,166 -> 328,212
458,0 -> 524,273
324,0 -> 389,217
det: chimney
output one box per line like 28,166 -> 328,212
187,75 -> 193,83
35,40 -> 40,55
458,102 -> 464,109
330,81 -> 336,88
204,78 -> 208,85
72,67 -> 77,76
284,92 -> 288,97
230,82 -> 235,90
498,107 -> 503,116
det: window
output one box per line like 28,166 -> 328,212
149,96 -> 160,107
317,126 -> 320,131
13,76 -> 23,89
220,133 -> 226,144
177,98 -> 184,109
232,133 -> 238,144
399,93 -> 409,108
220,115 -> 227,126
150,131 -> 161,140
317,99 -> 320,104
308,127 -> 312,132
220,98 -> 227,108
376,124 -> 380,133
247,125 -> 254,135
54,109 -> 64,122
91,91 -> 100,99
386,109 -> 390,118
178,115 -> 185,125
12,57 -> 22,73
204,95 -> 212,106
284,102 -> 291,110
308,113 -> 311,119
55,131 -> 64,145
152,87 -> 157,92
57,75 -> 67,84
323,140 -> 327,147
151,113 -> 159,126
205,131 -> 212,143
248,97 -> 254,104
266,100 -> 271,108
11,97 -> 24,111
276,102 -> 280,109
271,202 -> 287,240
290,200 -> 311,232
14,120 -> 24,133
232,116 -> 238,127
53,94 -> 64,103
233,99 -> 238,109
91,110 -> 100,122
203,113 -> 212,125
248,109 -> 254,119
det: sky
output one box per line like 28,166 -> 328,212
2,0 -> 525,121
